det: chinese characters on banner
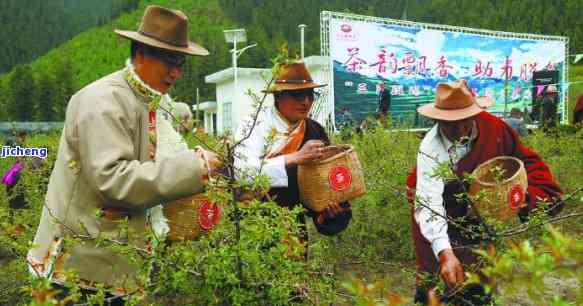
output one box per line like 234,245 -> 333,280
342,47 -> 545,83
329,17 -> 566,124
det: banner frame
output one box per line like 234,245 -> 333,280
320,10 -> 570,126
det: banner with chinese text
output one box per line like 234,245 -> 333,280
328,15 -> 568,126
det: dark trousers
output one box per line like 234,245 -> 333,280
414,283 -> 492,306
51,283 -> 126,306
6,184 -> 26,209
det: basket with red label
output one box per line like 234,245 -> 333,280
297,144 -> 366,212
163,193 -> 222,241
468,156 -> 528,221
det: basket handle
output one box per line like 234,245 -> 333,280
319,145 -> 353,164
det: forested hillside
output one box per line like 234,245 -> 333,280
220,0 -> 583,62
1,0 -> 582,121
0,0 -> 235,121
0,0 -> 139,74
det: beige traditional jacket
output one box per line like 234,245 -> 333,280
27,70 -> 204,294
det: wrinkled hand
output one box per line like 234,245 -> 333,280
438,249 -> 464,288
315,202 -> 351,224
195,147 -> 222,178
285,140 -> 325,166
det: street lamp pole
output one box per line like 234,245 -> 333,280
224,29 -> 246,105
232,35 -> 238,104
231,43 -> 258,103
298,24 -> 307,59
223,29 -> 257,131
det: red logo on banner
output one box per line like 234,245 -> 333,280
508,185 -> 525,210
198,200 -> 221,230
341,24 -> 352,33
328,166 -> 352,191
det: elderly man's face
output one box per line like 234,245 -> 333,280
438,117 -> 475,143
275,89 -> 316,123
134,48 -> 185,93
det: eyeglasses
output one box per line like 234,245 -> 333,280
158,52 -> 186,68
284,90 -> 320,102
138,44 -> 187,69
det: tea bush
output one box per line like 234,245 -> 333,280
1,123 -> 583,305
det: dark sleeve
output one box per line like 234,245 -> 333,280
309,119 -> 331,146
307,203 -> 352,236
504,124 -> 564,216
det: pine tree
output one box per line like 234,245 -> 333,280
35,71 -> 57,121
53,56 -> 74,120
8,64 -> 35,121
0,79 -> 8,121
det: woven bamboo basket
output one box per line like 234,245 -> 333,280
297,144 -> 366,212
163,193 -> 221,241
468,156 -> 528,221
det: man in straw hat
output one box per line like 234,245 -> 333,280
27,5 -> 220,304
234,60 -> 352,249
406,79 -> 563,305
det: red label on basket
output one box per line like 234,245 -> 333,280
198,200 -> 221,230
508,185 -> 525,210
328,166 -> 352,191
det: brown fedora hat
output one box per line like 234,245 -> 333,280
265,61 -> 326,93
114,5 -> 209,56
417,80 -> 492,121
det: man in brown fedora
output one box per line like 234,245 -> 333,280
405,80 -> 563,305
27,5 -> 220,304
234,60 -> 352,248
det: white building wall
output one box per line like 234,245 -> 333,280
206,56 -> 331,135
215,82 -> 233,133
236,77 -> 275,132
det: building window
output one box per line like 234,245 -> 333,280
212,113 -> 217,136
223,101 -> 232,131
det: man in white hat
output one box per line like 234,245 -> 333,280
28,5 -> 220,304
406,80 -> 563,305
540,84 -> 559,130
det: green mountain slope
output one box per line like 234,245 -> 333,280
0,0 -> 236,121
0,0 -> 140,73
1,0 -> 582,122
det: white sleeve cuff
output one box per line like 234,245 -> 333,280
431,237 -> 452,259
263,155 -> 288,187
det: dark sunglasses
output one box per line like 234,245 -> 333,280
284,90 -> 320,102
158,52 -> 186,68
139,44 -> 187,68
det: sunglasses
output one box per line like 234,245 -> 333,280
284,90 -> 320,102
158,52 -> 186,68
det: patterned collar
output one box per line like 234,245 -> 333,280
122,59 -> 170,111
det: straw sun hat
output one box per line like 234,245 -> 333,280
265,61 -> 327,93
417,80 -> 493,121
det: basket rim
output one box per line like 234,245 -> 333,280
318,144 -> 353,164
472,156 -> 525,187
